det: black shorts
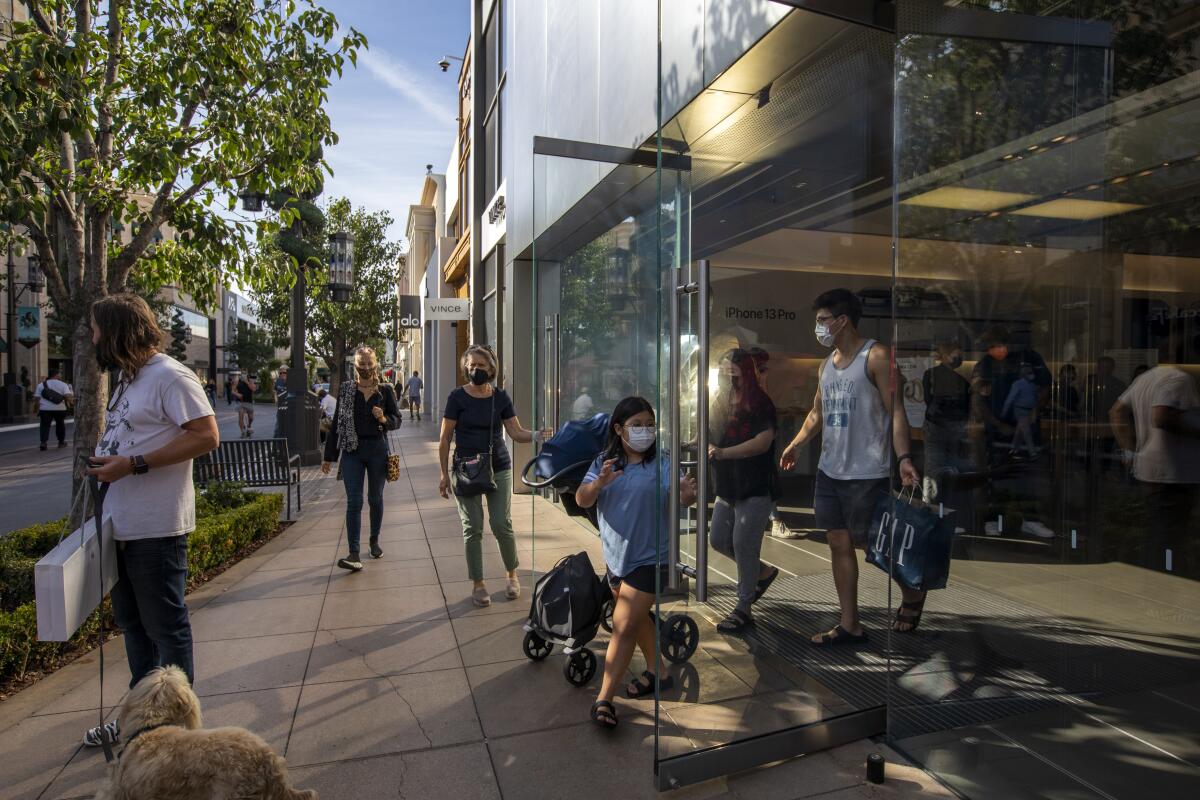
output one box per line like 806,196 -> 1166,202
607,563 -> 667,595
814,469 -> 889,543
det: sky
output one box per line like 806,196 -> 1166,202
320,1 -> 471,244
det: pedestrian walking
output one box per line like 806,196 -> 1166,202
204,377 -> 217,407
34,367 -> 73,450
224,375 -> 234,405
321,346 -> 401,571
234,372 -> 256,437
778,289 -> 922,644
575,396 -> 697,729
82,292 -> 219,747
707,348 -> 780,633
405,369 -> 424,420
438,344 -> 551,607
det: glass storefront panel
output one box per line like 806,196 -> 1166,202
890,4 -> 1200,797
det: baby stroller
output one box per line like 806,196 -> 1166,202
519,416 -> 701,687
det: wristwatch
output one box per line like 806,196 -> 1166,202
130,455 -> 150,475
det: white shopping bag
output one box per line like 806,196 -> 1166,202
34,513 -> 117,642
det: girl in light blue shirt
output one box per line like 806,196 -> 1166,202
576,396 -> 697,729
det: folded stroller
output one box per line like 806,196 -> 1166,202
519,413 -> 611,527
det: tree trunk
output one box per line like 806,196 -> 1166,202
329,332 -> 346,396
70,313 -> 107,520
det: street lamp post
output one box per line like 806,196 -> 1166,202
1,242 -> 41,422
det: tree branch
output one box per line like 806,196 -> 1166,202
107,176 -> 209,292
24,220 -> 70,312
24,1 -> 56,34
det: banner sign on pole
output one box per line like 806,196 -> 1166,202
17,305 -> 41,347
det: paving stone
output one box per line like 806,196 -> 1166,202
190,594 -> 325,642
306,620 -> 463,683
209,564 -> 331,603
192,632 -> 313,695
325,559 -> 440,592
288,742 -> 501,800
318,584 -> 447,628
258,544 -> 340,571
287,671 -> 481,765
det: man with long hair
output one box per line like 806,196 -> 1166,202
82,293 -> 219,747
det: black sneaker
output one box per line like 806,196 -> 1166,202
337,554 -> 364,571
369,540 -> 383,559
57,441 -> 67,448
40,443 -> 47,451
83,720 -> 120,747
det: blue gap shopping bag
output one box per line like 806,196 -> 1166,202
866,487 -> 955,591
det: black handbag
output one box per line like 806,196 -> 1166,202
452,391 -> 496,497
41,384 -> 65,404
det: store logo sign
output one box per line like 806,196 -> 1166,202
398,295 -> 423,328
424,297 -> 471,321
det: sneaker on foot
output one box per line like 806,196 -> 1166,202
337,554 -> 364,571
472,586 -> 491,607
505,576 -> 521,600
83,720 -> 120,747
369,540 -> 383,559
769,519 -> 800,539
40,443 -> 47,451
57,440 -> 67,448
1021,520 -> 1055,539
984,521 -> 1002,537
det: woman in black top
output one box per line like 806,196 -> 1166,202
707,348 -> 779,633
321,346 -> 401,571
438,344 -> 551,607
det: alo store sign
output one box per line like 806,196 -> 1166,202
398,295 -> 423,328
424,297 -> 470,321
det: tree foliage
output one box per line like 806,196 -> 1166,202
249,197 -> 401,393
225,321 -> 277,380
0,0 -> 364,474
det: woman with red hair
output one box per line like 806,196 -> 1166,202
708,348 -> 780,633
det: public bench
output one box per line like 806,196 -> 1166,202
193,438 -> 301,519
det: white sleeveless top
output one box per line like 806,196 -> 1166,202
817,339 -> 891,480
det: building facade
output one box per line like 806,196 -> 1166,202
478,0 -> 1200,795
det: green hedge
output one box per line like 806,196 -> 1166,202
0,488 -> 283,684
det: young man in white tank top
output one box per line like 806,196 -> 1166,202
779,289 -> 925,645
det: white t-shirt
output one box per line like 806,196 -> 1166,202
35,379 -> 73,412
95,353 -> 215,540
1118,366 -> 1200,484
320,393 -> 337,418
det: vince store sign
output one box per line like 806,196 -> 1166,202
424,298 -> 471,321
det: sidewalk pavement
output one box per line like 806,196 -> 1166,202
0,421 -> 952,800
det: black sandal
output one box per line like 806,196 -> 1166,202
626,670 -> 675,699
591,700 -> 618,729
893,595 -> 927,633
753,566 -> 780,602
716,609 -> 754,634
810,624 -> 869,646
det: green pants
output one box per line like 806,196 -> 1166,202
454,468 -> 520,582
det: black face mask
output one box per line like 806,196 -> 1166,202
469,368 -> 490,386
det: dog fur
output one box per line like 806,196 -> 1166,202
94,666 -> 316,800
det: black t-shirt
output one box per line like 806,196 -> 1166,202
923,365 -> 972,424
445,386 -> 516,471
235,380 -> 253,403
972,348 -> 1051,423
710,395 -> 777,501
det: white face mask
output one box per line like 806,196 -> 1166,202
624,425 -> 656,453
815,323 -> 835,348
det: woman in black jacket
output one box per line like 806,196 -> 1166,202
321,346 -> 401,571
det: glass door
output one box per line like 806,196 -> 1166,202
889,5 -> 1199,799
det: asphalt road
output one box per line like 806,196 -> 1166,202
0,401 -> 281,536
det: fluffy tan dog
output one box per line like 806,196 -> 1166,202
94,666 -> 316,800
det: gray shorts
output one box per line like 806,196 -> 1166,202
238,402 -> 254,417
814,469 -> 888,542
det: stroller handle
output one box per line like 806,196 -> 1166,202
519,456 -> 597,489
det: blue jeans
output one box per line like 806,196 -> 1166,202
341,436 -> 387,555
111,535 -> 194,688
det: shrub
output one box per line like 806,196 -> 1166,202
0,490 -> 282,684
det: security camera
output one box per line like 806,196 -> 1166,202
437,57 -> 450,72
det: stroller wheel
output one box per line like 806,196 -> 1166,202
600,599 -> 614,633
564,648 -> 597,686
661,614 -> 699,664
523,631 -> 553,661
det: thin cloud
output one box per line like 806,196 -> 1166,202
359,46 -> 456,126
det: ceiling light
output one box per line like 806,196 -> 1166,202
1009,199 -> 1147,220
1111,176 -> 1128,184
1137,169 -> 1153,177
1050,135 -> 1066,143
902,187 -> 1037,212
